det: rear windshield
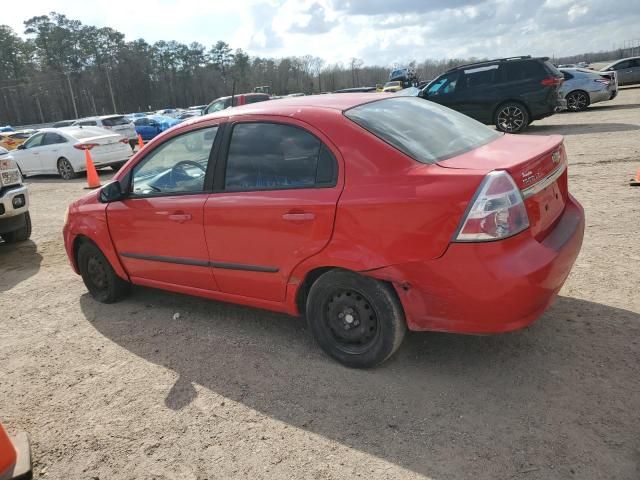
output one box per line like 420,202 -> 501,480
344,97 -> 501,164
102,116 -> 129,127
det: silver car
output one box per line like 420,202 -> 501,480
72,115 -> 137,149
600,57 -> 640,86
559,68 -> 618,111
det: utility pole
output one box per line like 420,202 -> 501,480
105,68 -> 117,113
34,94 -> 44,124
65,72 -> 78,119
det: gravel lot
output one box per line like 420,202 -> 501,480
1,88 -> 639,480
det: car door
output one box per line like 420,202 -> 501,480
40,132 -> 69,174
630,58 -> 640,83
12,133 -> 46,174
107,125 -> 221,290
422,71 -> 463,110
203,119 -> 342,302
454,63 -> 500,123
611,60 -> 632,84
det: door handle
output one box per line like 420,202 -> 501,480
282,212 -> 315,222
168,213 -> 192,223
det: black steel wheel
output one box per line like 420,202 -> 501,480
77,241 -> 130,303
566,91 -> 590,111
306,269 -> 406,368
494,102 -> 530,133
57,157 -> 77,180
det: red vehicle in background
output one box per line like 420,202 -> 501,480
201,92 -> 270,115
63,94 -> 584,368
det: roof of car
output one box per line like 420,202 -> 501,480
446,56 -> 549,73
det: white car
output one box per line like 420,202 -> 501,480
12,127 -> 133,180
72,115 -> 137,149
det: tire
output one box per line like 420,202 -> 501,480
494,102 -> 530,133
57,157 -> 77,180
1,211 -> 32,243
566,90 -> 590,112
306,269 -> 406,368
77,241 -> 130,303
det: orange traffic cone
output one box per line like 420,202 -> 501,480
0,422 -> 32,480
137,134 -> 145,150
84,148 -> 101,189
631,166 -> 640,187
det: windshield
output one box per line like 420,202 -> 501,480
102,116 -> 129,127
344,97 -> 501,164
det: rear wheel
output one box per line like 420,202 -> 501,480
494,102 -> 530,133
306,269 -> 406,368
77,241 -> 130,303
566,90 -> 590,111
57,157 -> 77,180
1,212 -> 32,243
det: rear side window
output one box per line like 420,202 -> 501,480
501,61 -> 546,81
562,71 -> 574,80
102,116 -> 129,127
78,120 -> 97,126
42,133 -> 67,145
345,97 -> 501,164
224,123 -> 337,191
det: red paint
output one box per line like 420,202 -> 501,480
63,94 -> 585,334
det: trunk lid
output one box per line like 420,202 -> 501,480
438,134 -> 568,240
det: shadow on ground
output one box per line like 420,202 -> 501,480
80,288 -> 640,479
588,103 -> 640,111
526,122 -> 640,136
0,239 -> 42,291
22,169 -> 115,185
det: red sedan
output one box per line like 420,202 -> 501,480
63,94 -> 584,368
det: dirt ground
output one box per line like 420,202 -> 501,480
1,88 -> 639,480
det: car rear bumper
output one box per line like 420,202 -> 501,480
367,195 -> 585,334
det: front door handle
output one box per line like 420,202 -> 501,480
282,212 -> 315,222
168,212 -> 192,223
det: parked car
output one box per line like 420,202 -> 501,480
72,115 -> 137,149
559,68 -> 618,111
12,127 -> 133,180
419,56 -> 566,133
0,126 -> 14,133
382,81 -> 403,92
52,120 -> 76,128
599,56 -> 640,85
63,94 -> 584,368
0,147 -> 31,243
133,115 -> 181,141
334,87 -> 377,93
0,130 -> 36,150
202,93 -> 270,115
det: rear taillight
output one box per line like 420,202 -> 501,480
73,143 -> 99,150
594,78 -> 610,85
454,171 -> 529,242
541,76 -> 563,86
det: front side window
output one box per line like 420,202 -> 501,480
614,61 -> 630,70
426,72 -> 459,96
132,127 -> 218,196
224,123 -> 336,191
345,97 -> 501,164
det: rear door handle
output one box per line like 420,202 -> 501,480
168,213 -> 192,223
282,212 -> 315,222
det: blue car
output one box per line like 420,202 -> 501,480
133,115 -> 180,141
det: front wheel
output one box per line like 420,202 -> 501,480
306,269 -> 406,368
494,102 -> 530,133
77,241 -> 130,303
57,157 -> 77,180
566,91 -> 590,111
1,211 -> 32,243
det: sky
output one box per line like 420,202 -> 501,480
4,0 -> 640,67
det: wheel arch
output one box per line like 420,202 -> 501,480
493,99 -> 532,121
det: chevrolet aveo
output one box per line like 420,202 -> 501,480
63,94 -> 585,368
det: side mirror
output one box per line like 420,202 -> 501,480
17,144 -> 26,150
99,180 -> 126,203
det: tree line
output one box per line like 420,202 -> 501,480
0,12 -> 631,126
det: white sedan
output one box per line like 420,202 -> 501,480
12,127 -> 133,180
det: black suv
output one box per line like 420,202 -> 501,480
419,56 -> 565,133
